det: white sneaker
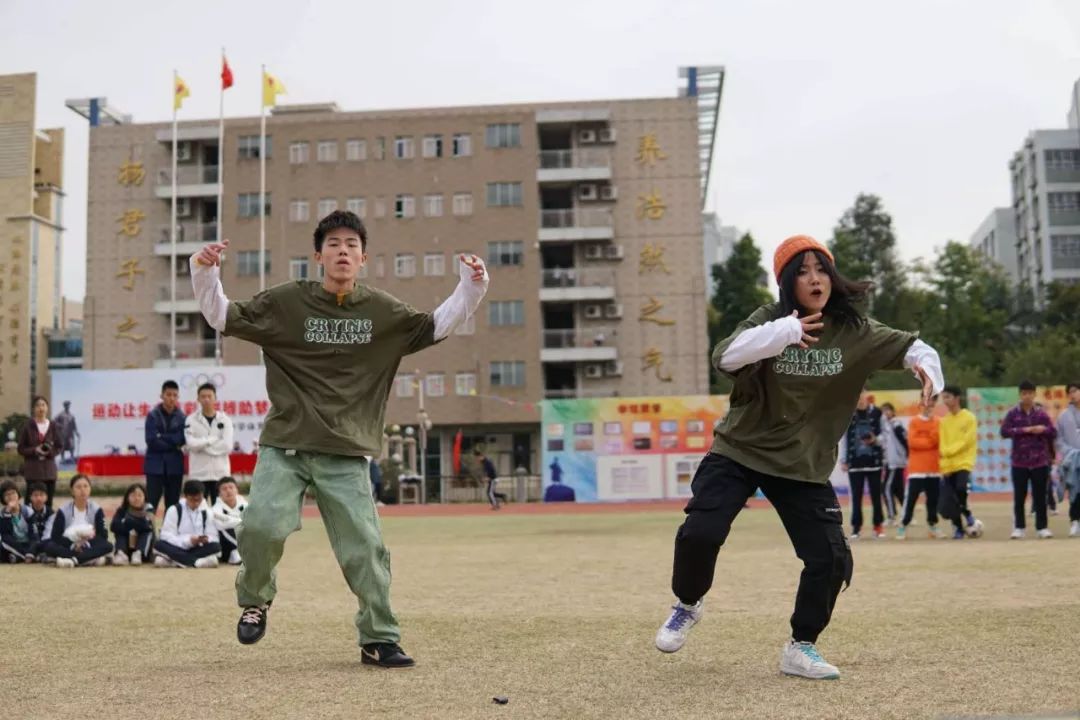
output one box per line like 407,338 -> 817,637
154,555 -> 173,568
1010,528 -> 1026,539
130,550 -> 142,566
194,556 -> 220,569
655,600 -> 703,653
848,532 -> 859,541
92,556 -> 108,567
228,549 -> 242,565
780,639 -> 840,680
56,557 -> 76,569
113,551 -> 129,566
1036,528 -> 1053,539
1070,521 -> 1080,537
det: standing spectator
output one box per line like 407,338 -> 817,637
840,390 -> 885,539
879,402 -> 908,527
53,400 -> 80,463
212,476 -> 247,565
1,480 -> 35,563
1056,382 -> 1080,537
941,387 -> 984,539
23,482 -> 52,560
17,396 -> 62,509
144,380 -> 187,516
1001,380 -> 1056,539
153,480 -> 221,568
476,449 -> 506,510
184,382 -> 234,506
369,457 -> 384,505
110,484 -> 155,566
897,396 -> 943,539
42,474 -> 113,567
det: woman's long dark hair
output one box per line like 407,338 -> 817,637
776,250 -> 872,327
118,483 -> 147,515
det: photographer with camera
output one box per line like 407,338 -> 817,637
17,396 -> 62,510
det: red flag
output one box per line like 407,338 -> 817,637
221,56 -> 234,90
453,429 -> 463,475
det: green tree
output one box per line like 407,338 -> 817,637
0,413 -> 28,443
828,194 -> 905,325
1002,328 -> 1080,386
708,232 -> 772,393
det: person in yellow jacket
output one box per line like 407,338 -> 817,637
939,386 -> 984,538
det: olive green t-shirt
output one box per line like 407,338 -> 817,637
710,303 -> 917,484
225,281 -> 437,456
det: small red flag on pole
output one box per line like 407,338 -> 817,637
221,55 -> 234,90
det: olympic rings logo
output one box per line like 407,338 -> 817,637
178,372 -> 227,389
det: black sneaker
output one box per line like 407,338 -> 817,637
361,642 -> 415,668
237,602 -> 271,645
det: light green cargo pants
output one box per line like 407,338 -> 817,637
236,446 -> 399,645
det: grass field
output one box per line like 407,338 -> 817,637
4,500 -> 1078,720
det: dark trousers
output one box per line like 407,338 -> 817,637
1046,478 -> 1057,512
1,537 -> 34,562
848,469 -> 884,532
672,454 -> 853,644
1071,484 -> 1080,522
198,480 -> 219,507
113,529 -> 155,558
1012,466 -> 1049,531
883,468 -> 905,521
146,474 -> 183,515
940,471 -> 972,532
486,479 -> 507,508
42,537 -> 113,564
218,528 -> 239,561
901,475 -> 940,527
154,539 -> 221,567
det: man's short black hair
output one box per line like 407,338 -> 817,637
1068,383 -> 1080,393
314,210 -> 367,253
217,476 -> 237,489
1018,380 -> 1037,392
27,482 -> 47,496
183,479 -> 205,497
162,380 -> 179,393
0,479 -> 19,498
197,382 -> 217,396
942,385 -> 963,398
881,402 -> 894,412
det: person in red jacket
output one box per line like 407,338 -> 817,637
897,396 -> 944,540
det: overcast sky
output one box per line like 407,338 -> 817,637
2,0 -> 1078,300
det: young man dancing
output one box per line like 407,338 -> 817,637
191,210 -> 489,668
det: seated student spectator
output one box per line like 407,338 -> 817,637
111,484 -> 155,566
43,474 -> 113,568
24,482 -> 53,561
154,480 -> 221,568
211,476 -> 246,565
1,480 -> 36,563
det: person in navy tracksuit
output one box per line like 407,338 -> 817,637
144,380 -> 187,516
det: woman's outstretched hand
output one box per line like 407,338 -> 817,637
792,310 -> 824,349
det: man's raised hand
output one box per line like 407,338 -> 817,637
459,254 -> 487,283
195,238 -> 230,267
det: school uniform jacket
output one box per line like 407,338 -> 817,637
45,500 -> 108,547
184,411 -> 234,481
160,503 -> 220,548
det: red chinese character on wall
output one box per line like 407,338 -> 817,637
652,403 -> 661,413
92,403 -> 106,419
183,402 -> 196,415
223,401 -> 237,415
618,405 -> 627,414
107,403 -> 122,418
138,402 -> 151,418
255,400 -> 269,415
238,401 -> 254,416
630,404 -> 640,413
122,403 -> 137,418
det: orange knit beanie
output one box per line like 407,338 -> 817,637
773,235 -> 834,282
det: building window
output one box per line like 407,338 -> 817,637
289,199 -> 310,222
486,182 -> 522,207
1046,149 -> 1080,169
374,197 -> 387,218
452,133 -> 472,157
237,250 -> 271,276
394,194 -> 415,219
318,198 -> 338,217
1048,192 -> 1080,210
490,361 -> 525,387
375,254 -> 385,278
289,257 -> 310,280
423,194 -> 444,217
452,192 -> 473,216
289,141 -> 309,164
1052,234 -> 1080,269
346,139 -> 367,161
238,192 -> 271,218
489,301 -> 525,326
487,240 -> 523,267
485,123 -> 521,148
238,135 -> 269,159
422,134 -> 443,158
317,140 -> 338,162
425,373 -> 445,397
346,197 -> 366,217
424,252 -> 445,276
394,136 -> 414,159
395,374 -> 416,398
454,315 -> 475,335
395,253 -> 416,277
455,372 -> 477,396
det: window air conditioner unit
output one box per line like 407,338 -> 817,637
174,315 -> 191,332
176,198 -> 193,218
585,364 -> 604,379
605,361 -> 623,377
584,244 -> 603,260
605,303 -> 623,319
600,185 -> 618,201
598,127 -> 617,143
176,142 -> 193,162
578,183 -> 598,201
584,304 -> 603,319
578,129 -> 597,144
604,245 -> 624,260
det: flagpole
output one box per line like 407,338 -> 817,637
259,64 -> 267,294
170,70 -> 179,368
215,49 -> 225,366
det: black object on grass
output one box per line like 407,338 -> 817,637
492,696 -> 509,705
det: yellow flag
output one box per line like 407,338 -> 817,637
174,74 -> 190,111
262,70 -> 286,108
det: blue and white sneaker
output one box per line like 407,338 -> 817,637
655,600 -> 703,653
780,639 -> 840,680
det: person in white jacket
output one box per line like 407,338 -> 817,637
212,476 -> 247,565
153,480 -> 221,568
184,382 -> 234,506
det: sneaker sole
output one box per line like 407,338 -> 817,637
654,616 -> 699,653
237,630 -> 266,646
361,657 -> 416,669
781,670 -> 840,680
